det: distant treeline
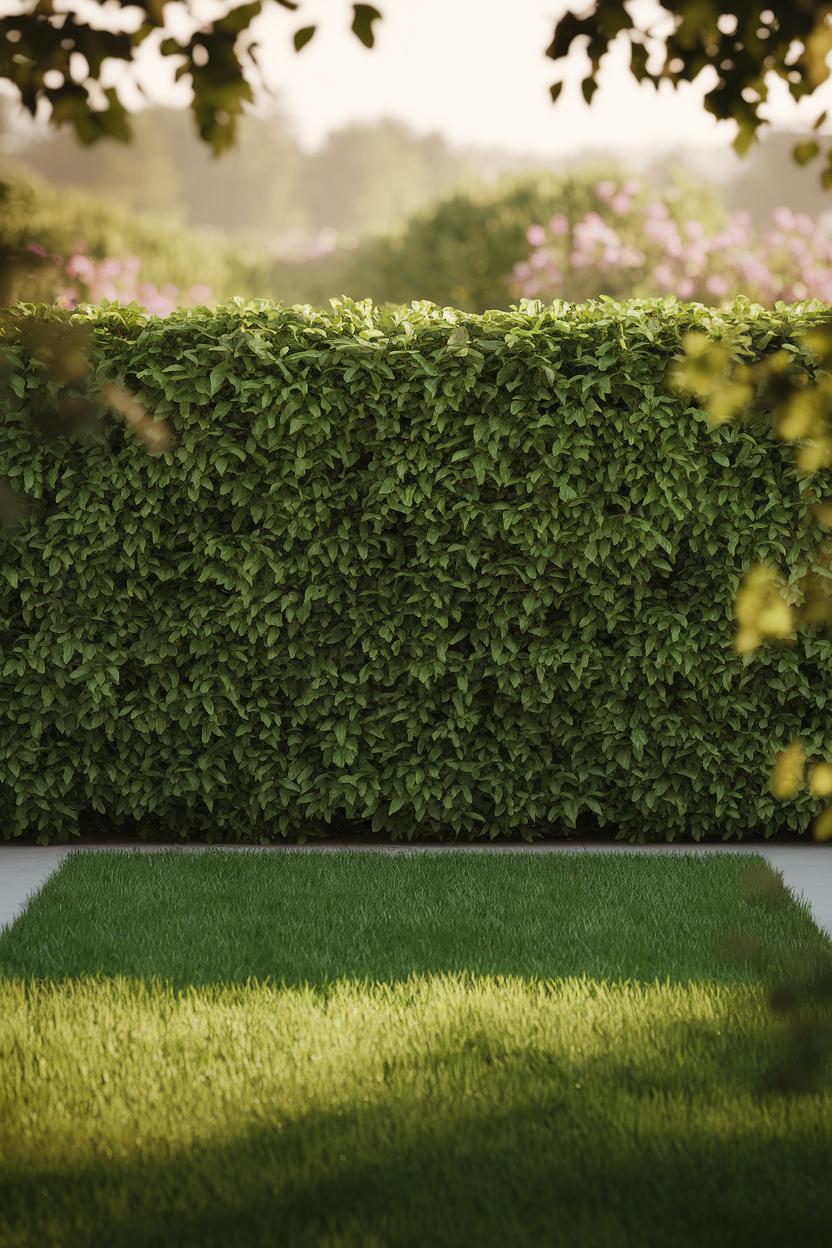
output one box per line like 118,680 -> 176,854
4,107 -> 493,242
4,102 -> 830,246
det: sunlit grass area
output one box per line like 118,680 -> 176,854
1,850 -> 831,1247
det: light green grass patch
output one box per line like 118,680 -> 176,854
1,850 -> 830,1247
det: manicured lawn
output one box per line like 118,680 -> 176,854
1,850 -> 831,1247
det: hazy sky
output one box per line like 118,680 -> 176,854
7,0 -> 828,157
112,0 -> 832,156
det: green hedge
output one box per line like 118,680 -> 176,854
1,298 -> 831,843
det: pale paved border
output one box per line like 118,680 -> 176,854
1,841 -> 831,937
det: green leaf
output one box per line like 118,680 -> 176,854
793,140 -> 820,167
293,26 -> 316,52
351,4 -> 382,48
581,78 -> 598,106
215,3 -> 262,36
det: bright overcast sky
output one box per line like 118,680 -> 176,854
33,0 -> 832,155
252,0 -> 733,154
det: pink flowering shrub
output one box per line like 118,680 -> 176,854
512,182 -> 832,305
26,245 -> 211,315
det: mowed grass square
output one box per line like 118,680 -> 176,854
1,849 -> 831,1248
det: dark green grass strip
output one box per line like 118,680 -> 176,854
0,849 -> 826,986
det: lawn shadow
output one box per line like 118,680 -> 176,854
2,1063 -> 831,1248
3,847 -> 831,1246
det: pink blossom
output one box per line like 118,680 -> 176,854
138,284 -> 176,316
98,258 -> 123,280
442,181 -> 832,306
37,246 -> 213,317
772,207 -> 795,230
644,218 -> 676,243
66,253 -> 95,282
653,263 -> 674,291
620,246 -> 645,268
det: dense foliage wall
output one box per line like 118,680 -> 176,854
1,298 -> 830,843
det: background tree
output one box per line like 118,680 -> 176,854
11,105 -> 303,232
300,120 -> 471,237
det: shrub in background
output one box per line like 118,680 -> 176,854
0,173 -> 267,305
349,172 -> 724,312
514,181 -> 832,305
347,177 -> 590,312
1,298 -> 831,844
0,171 -> 375,311
24,245 -> 213,317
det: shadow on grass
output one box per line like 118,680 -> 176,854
2,1074 -> 831,1248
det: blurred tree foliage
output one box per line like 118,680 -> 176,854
676,322 -> 832,833
547,2 -> 832,184
0,2 -> 379,153
301,119 -> 477,237
5,102 -> 485,243
19,106 -> 306,235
